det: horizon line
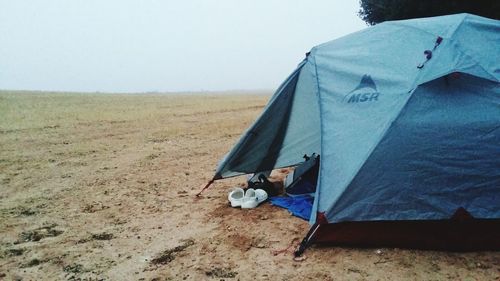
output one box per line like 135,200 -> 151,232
0,88 -> 274,95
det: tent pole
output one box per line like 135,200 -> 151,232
294,223 -> 321,257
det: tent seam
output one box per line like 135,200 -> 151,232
311,49 -> 324,224
388,13 -> 467,40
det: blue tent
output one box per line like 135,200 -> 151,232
210,14 -> 500,252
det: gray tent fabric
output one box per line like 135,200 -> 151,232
214,61 -> 304,178
213,13 -> 499,224
327,74 -> 500,222
215,59 -> 322,178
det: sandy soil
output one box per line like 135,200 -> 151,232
1,91 -> 499,281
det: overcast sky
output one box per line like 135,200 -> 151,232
0,1 -> 366,93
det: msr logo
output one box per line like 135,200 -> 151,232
344,75 -> 380,104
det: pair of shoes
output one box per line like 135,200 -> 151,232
228,188 -> 268,209
241,188 -> 268,209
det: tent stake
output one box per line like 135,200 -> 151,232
295,223 -> 320,257
195,179 -> 215,197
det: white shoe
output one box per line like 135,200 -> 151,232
241,188 -> 268,209
228,187 -> 245,207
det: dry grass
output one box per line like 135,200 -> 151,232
1,91 -> 499,281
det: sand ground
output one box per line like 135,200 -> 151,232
1,91 -> 499,281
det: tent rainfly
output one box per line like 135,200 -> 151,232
204,13 -> 500,255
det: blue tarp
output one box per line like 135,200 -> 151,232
270,195 -> 314,221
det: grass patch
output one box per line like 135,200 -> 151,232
18,225 -> 63,243
91,232 -> 114,241
63,263 -> 85,273
5,248 -> 26,256
21,258 -> 47,268
150,239 -> 195,266
1,206 -> 38,217
205,267 -> 238,278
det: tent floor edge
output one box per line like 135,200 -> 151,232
312,219 -> 500,251
294,223 -> 321,257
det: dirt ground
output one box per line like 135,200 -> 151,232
1,91 -> 499,281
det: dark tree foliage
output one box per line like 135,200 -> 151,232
358,0 -> 500,25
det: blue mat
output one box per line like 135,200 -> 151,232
269,195 -> 314,221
